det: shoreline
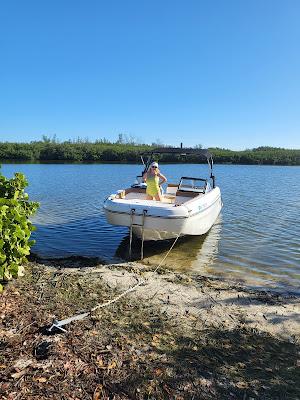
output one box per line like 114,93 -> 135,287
36,258 -> 300,341
1,260 -> 299,399
1,160 -> 300,166
30,252 -> 300,297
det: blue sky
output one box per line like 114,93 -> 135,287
0,0 -> 299,149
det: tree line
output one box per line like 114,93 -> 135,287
0,139 -> 299,165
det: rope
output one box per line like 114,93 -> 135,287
152,232 -> 181,273
48,231 -> 182,333
91,281 -> 144,312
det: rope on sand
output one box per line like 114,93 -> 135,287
47,232 -> 181,334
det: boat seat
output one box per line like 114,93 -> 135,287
162,195 -> 175,204
125,192 -> 148,200
166,184 -> 178,195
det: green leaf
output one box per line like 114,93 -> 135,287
3,267 -> 12,280
9,262 -> 19,278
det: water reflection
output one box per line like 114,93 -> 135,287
116,217 -> 222,273
191,219 -> 222,270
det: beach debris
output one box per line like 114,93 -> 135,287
34,341 -> 52,360
13,358 -> 33,370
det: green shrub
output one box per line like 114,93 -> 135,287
0,171 -> 39,291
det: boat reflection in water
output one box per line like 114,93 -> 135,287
115,216 -> 222,273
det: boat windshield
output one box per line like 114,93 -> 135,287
178,177 -> 208,193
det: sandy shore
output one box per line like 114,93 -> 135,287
1,259 -> 299,399
76,261 -> 300,342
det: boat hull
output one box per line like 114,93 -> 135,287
104,187 -> 222,241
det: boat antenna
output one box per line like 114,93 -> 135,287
208,156 -> 215,188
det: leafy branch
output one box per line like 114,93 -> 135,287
0,171 -> 39,291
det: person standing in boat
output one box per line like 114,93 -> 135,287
143,162 -> 167,201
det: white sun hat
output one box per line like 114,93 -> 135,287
150,162 -> 158,167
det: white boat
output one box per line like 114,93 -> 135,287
103,147 -> 222,242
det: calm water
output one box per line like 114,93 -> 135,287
2,163 -> 300,294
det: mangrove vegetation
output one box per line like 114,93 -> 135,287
0,137 -> 299,165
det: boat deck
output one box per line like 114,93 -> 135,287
123,190 -> 203,206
